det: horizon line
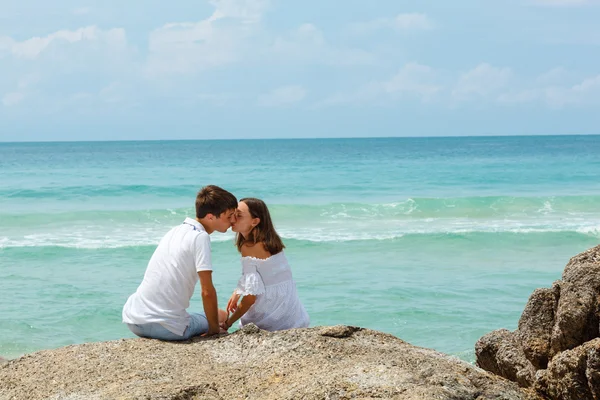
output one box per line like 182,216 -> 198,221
1,132 -> 599,145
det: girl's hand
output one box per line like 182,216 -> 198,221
226,291 -> 240,314
219,323 -> 229,334
219,319 -> 230,332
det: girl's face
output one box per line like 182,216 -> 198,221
231,201 -> 260,238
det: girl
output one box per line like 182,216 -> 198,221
221,198 -> 309,331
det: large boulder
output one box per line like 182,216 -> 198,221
534,338 -> 600,400
476,243 -> 600,399
475,328 -> 536,387
0,325 -> 536,400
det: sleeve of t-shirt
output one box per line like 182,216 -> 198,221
194,232 -> 213,272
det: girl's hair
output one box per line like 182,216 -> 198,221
235,198 -> 285,255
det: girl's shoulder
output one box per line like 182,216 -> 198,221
241,242 -> 272,260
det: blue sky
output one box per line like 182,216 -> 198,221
1,0 -> 599,141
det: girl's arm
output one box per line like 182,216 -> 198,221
226,290 -> 240,314
223,294 -> 256,329
222,243 -> 270,330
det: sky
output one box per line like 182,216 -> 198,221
0,0 -> 599,141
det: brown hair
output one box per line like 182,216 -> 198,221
195,185 -> 238,218
235,198 -> 285,255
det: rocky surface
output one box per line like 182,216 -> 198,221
476,244 -> 600,399
535,338 -> 600,400
0,324 -> 536,400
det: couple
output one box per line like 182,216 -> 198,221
122,185 -> 310,340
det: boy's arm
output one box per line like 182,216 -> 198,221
198,271 -> 220,335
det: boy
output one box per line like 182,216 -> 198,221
122,185 -> 237,339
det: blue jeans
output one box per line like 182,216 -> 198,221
127,313 -> 208,341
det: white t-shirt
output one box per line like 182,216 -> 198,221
122,217 -> 212,335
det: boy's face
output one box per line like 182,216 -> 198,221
211,208 -> 237,233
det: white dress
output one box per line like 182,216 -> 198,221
235,251 -> 310,331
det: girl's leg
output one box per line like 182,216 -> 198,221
218,309 -> 228,325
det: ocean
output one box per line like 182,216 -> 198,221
1,136 -> 599,362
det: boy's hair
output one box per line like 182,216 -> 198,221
235,197 -> 285,255
195,185 -> 238,219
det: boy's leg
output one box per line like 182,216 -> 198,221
182,313 -> 210,339
126,323 -> 189,341
182,309 -> 227,338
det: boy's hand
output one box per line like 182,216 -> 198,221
203,325 -> 222,337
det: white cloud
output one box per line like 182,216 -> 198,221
318,62 -> 599,110
145,0 -> 268,76
271,23 -> 324,55
560,74 -> 600,106
317,62 -> 440,107
258,85 -> 306,107
498,70 -> 600,108
282,23 -> 324,46
453,63 -> 512,100
536,67 -> 569,84
383,63 -> 441,99
2,92 -> 25,106
1,74 -> 40,107
0,26 -> 126,59
271,23 -> 377,66
351,13 -> 434,34
208,0 -> 269,23
543,87 -> 572,107
146,20 -> 237,74
573,74 -> 600,93
0,25 -> 133,111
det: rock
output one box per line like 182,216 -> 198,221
534,338 -> 600,400
240,322 -> 261,335
516,286 -> 557,369
475,243 -> 600,400
550,282 -> 598,356
0,326 -> 536,400
475,329 -> 536,387
318,325 -> 361,338
563,246 -> 600,289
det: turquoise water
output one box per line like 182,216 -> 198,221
1,136 -> 599,362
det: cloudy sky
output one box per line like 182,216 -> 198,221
1,0 -> 599,141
